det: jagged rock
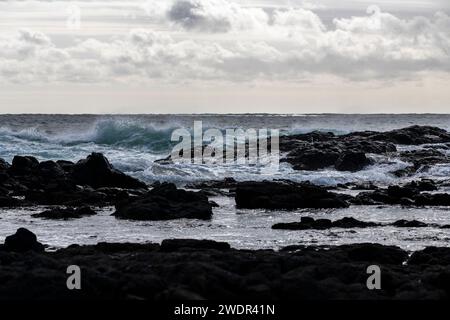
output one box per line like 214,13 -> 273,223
72,153 -> 147,189
280,126 -> 450,172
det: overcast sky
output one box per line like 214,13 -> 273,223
0,0 -> 449,113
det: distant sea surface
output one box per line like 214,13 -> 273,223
1,114 -> 450,251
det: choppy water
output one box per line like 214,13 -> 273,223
1,114 -> 450,251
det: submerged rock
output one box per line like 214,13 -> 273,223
113,183 -> 213,220
32,206 -> 97,220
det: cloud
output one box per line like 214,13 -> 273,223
167,0 -> 269,33
0,4 -> 449,85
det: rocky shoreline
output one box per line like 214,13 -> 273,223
0,228 -> 450,300
2,125 -> 450,300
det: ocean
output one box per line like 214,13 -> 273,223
1,114 -> 450,251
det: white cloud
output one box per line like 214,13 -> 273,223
0,3 -> 448,85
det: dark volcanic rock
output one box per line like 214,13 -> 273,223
399,149 -> 450,168
272,217 -> 380,230
391,220 -> 428,228
2,237 -> 441,300
0,195 -> 23,207
344,243 -> 408,264
32,206 -> 97,220
351,181 -> 450,207
280,126 -> 450,172
113,183 -> 213,220
335,152 -> 373,172
415,193 -> 450,206
346,125 -> 450,145
0,153 -> 148,208
10,156 -> 39,174
0,158 -> 10,171
2,228 -> 44,253
409,247 -> 450,266
280,131 -> 395,172
160,239 -> 231,252
235,181 -> 350,210
72,153 -> 147,189
273,217 -> 434,230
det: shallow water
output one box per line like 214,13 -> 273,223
1,196 -> 450,251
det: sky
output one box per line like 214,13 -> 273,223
0,0 -> 449,114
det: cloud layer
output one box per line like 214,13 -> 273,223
0,0 -> 449,85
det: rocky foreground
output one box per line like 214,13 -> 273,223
0,228 -> 450,300
2,125 -> 450,301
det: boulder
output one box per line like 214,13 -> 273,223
235,181 -> 350,210
72,153 -> 147,189
113,183 -> 213,220
2,228 -> 45,252
10,156 -> 39,173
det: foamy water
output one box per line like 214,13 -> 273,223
1,114 -> 450,251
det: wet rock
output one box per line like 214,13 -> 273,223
72,153 -> 147,189
351,182 -> 450,206
272,217 -> 380,230
2,228 -> 45,253
32,206 -> 97,220
113,183 -> 213,221
404,180 -> 438,192
346,125 -> 450,145
235,181 -> 350,210
415,193 -> 450,206
335,152 -> 372,172
399,149 -> 450,168
281,126 -> 450,172
391,220 -> 428,228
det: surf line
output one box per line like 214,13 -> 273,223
170,120 -> 280,171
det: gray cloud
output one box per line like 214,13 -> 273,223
168,0 -> 231,32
